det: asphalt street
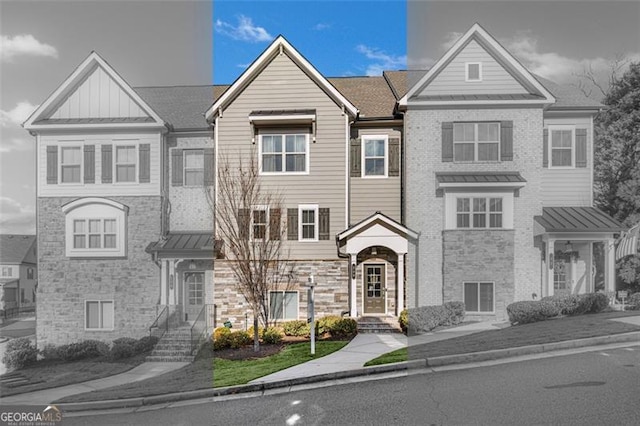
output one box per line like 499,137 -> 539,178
62,344 -> 640,426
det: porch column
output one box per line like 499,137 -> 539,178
397,253 -> 405,315
605,238 -> 616,292
160,259 -> 168,305
168,259 -> 176,305
349,254 -> 357,317
547,239 -> 555,297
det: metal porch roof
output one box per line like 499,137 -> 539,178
436,172 -> 527,184
534,207 -> 624,233
146,232 -> 221,257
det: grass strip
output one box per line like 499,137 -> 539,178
214,341 -> 348,387
364,348 -> 407,367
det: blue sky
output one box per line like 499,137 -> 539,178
213,0 -> 407,83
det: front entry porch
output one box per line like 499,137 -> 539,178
337,212 -> 418,317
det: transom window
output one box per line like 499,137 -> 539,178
73,218 -> 117,249
261,134 -> 308,173
464,282 -> 493,313
61,147 -> 82,183
550,128 -> 574,167
269,291 -> 298,320
456,197 -> 503,229
299,205 -> 318,241
85,300 -> 114,330
453,123 -> 500,162
362,136 -> 387,177
115,145 -> 136,182
184,150 -> 204,186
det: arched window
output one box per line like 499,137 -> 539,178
62,198 -> 128,258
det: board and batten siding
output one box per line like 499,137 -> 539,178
350,127 -> 402,224
216,52 -> 347,260
50,65 -> 148,120
541,115 -> 593,207
423,40 -> 528,96
37,132 -> 162,197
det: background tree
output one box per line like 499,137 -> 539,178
207,152 -> 294,351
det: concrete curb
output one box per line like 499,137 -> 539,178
425,331 -> 640,366
56,360 -> 426,412
54,331 -> 640,413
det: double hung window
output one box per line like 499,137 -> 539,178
299,205 -> 318,241
85,300 -> 114,330
261,134 -> 308,173
252,207 -> 268,240
362,136 -> 387,177
464,282 -> 494,313
115,145 -> 136,182
456,197 -> 503,229
550,128 -> 574,167
453,123 -> 499,162
184,150 -> 204,186
61,147 -> 82,183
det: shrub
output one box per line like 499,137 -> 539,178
229,330 -> 252,349
213,327 -> 232,350
317,316 -> 341,335
627,293 -> 640,310
109,337 -> 138,360
507,300 -> 560,325
56,340 -> 110,361
1,338 -> 37,370
134,335 -> 159,354
329,318 -> 358,339
213,327 -> 231,340
398,309 -> 408,333
443,301 -> 466,325
40,344 -> 62,361
262,327 -> 283,344
584,292 -> 609,313
247,325 -> 264,339
282,320 -> 310,337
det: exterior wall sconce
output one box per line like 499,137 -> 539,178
371,247 -> 378,256
351,263 -> 356,280
169,274 -> 174,290
189,260 -> 197,270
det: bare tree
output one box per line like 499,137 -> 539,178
572,54 -> 631,100
206,151 -> 294,351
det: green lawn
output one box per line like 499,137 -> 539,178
364,348 -> 407,366
56,340 -> 348,403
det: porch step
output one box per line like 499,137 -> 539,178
357,316 -> 402,334
146,325 -> 195,363
145,355 -> 195,363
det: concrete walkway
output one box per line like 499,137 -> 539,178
0,361 -> 188,405
250,321 -> 501,384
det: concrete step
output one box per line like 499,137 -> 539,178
145,355 -> 194,362
149,349 -> 193,357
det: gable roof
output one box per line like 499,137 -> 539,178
24,51 -> 165,131
328,76 -> 398,118
205,35 -> 358,121
0,235 -> 36,264
399,23 -> 555,107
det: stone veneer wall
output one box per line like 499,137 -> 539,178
36,196 -> 161,347
213,260 -> 350,328
443,230 -> 515,321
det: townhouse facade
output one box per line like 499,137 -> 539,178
23,24 -> 622,345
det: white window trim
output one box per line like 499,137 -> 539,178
63,198 -> 128,258
453,122 -> 500,163
268,290 -> 299,320
1,266 -> 13,277
258,133 -> 310,176
59,145 -> 84,185
464,281 -> 495,314
548,125 -> 576,169
298,204 -> 319,242
465,62 -> 482,82
183,149 -> 204,187
444,191 -> 513,230
361,135 -> 388,178
113,142 -> 138,184
251,205 -> 269,241
84,299 -> 115,331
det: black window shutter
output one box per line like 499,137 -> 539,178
84,145 -> 95,184
139,144 -> 150,183
287,208 -> 298,240
46,146 -> 58,184
542,129 -> 549,168
500,121 -> 513,161
319,208 -> 330,240
575,129 -> 587,167
101,144 -> 112,183
350,138 -> 361,177
238,208 -> 249,240
269,208 -> 281,240
171,149 -> 183,186
204,148 -> 215,186
388,137 -> 400,176
442,122 -> 453,162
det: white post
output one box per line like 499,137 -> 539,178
349,254 -> 357,317
605,238 -> 616,292
547,239 -> 555,297
308,275 -> 315,356
160,260 -> 168,305
397,253 -> 405,315
168,260 -> 176,305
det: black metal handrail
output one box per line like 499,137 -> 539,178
190,304 -> 215,354
149,305 -> 169,340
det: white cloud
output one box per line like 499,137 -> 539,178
441,31 -> 463,51
313,23 -> 331,31
356,45 -> 406,76
215,15 -> 273,43
0,196 -> 35,234
407,56 -> 436,71
1,101 -> 38,128
0,137 -> 33,153
1,34 -> 58,62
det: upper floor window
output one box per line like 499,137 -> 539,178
184,150 -> 204,186
465,62 -> 482,82
115,145 -> 136,182
453,123 -> 499,162
27,268 -> 34,279
299,204 -> 319,241
260,133 -> 308,174
456,197 -> 504,229
362,136 -> 387,177
1,267 -> 12,277
252,206 -> 268,240
550,128 -> 574,168
61,146 -> 82,183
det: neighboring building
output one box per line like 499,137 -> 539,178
0,235 -> 37,313
399,24 -> 623,320
23,24 -> 623,345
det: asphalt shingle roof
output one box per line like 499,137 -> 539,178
0,235 -> 36,264
328,76 -> 398,118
